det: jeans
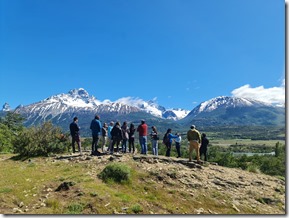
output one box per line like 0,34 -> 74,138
175,142 -> 181,157
122,139 -> 128,153
139,136 -> 147,154
152,139 -> 158,156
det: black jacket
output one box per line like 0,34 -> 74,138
111,125 -> 123,140
201,137 -> 209,150
70,122 -> 80,136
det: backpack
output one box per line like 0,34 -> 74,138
162,133 -> 169,144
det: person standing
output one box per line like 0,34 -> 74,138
174,133 -> 182,158
150,126 -> 159,156
137,119 -> 148,155
128,123 -> 136,154
110,121 -> 122,154
107,121 -> 114,152
121,121 -> 129,153
69,117 -> 82,155
200,133 -> 209,161
90,115 -> 102,155
163,128 -> 178,157
187,125 -> 201,163
101,123 -> 108,152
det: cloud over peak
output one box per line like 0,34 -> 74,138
231,80 -> 285,106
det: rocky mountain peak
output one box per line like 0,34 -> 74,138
68,88 -> 90,98
2,102 -> 10,111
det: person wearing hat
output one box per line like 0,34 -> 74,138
137,119 -> 148,154
187,125 -> 201,163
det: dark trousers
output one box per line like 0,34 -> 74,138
200,147 -> 208,161
110,138 -> 121,153
165,142 -> 172,157
175,142 -> 181,157
71,135 -> 81,153
91,135 -> 99,153
122,139 -> 128,153
129,138 -> 135,153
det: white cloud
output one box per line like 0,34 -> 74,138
115,97 -> 145,107
231,80 -> 285,105
152,97 -> 158,102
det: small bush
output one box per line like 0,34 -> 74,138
131,204 -> 143,214
67,203 -> 84,214
98,163 -> 131,184
247,165 -> 260,174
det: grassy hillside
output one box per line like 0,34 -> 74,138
0,152 -> 285,215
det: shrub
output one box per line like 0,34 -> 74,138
131,204 -> 143,214
247,165 -> 260,174
66,203 -> 84,214
13,121 -> 70,157
98,163 -> 131,184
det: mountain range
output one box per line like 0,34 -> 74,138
1,88 -> 285,136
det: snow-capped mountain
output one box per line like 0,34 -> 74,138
4,91 -> 285,134
12,88 -> 189,127
13,88 -> 141,125
163,108 -> 190,121
190,96 -> 272,116
2,103 -> 11,112
114,97 -> 189,120
180,96 -> 285,126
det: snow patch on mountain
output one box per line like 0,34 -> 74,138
13,88 -> 189,121
196,96 -> 272,114
115,97 -> 163,117
42,88 -> 101,108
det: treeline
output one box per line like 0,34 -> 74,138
203,126 -> 285,141
207,143 -> 285,178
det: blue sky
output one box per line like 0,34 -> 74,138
0,0 -> 285,110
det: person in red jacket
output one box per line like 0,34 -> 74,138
137,119 -> 148,154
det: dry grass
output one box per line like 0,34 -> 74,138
0,153 -> 284,215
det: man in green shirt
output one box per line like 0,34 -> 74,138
187,125 -> 201,163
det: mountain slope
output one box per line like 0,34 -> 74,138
179,96 -> 285,127
13,88 -> 182,135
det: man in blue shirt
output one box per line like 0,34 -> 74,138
90,115 -> 102,155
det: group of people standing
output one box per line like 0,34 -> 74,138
69,115 -> 209,162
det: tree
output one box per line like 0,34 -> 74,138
0,111 -> 25,133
